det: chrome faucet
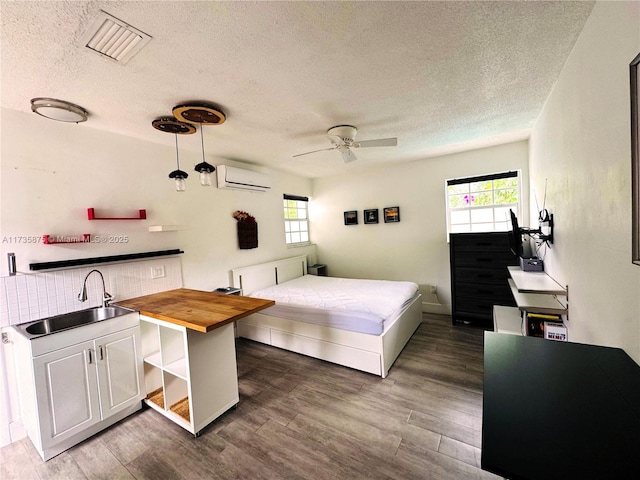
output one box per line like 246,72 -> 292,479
78,269 -> 113,307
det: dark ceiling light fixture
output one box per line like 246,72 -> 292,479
30,98 -> 89,123
152,116 -> 196,192
172,102 -> 225,187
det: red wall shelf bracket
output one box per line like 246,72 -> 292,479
43,234 -> 91,245
87,208 -> 147,220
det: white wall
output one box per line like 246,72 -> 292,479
0,107 -> 315,447
529,1 -> 640,362
0,108 -> 316,285
311,141 -> 529,311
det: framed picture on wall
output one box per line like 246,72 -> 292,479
383,206 -> 400,223
631,51 -> 640,266
344,210 -> 358,225
364,209 -> 378,224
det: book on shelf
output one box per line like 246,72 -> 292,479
525,312 -> 563,338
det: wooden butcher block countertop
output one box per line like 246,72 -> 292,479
116,288 -> 274,333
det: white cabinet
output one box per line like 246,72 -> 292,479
139,315 -> 239,436
13,313 -> 144,461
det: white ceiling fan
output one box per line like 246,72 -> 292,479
293,125 -> 398,163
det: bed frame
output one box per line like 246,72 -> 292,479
231,255 -> 422,378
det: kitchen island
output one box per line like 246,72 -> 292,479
117,288 -> 274,435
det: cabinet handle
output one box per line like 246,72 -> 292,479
88,349 -> 93,364
98,345 -> 104,361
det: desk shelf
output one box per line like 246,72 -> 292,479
507,266 -> 566,295
508,279 -> 567,315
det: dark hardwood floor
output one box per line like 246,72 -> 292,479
0,314 -> 502,479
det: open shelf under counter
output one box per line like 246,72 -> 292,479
163,357 -> 187,380
143,351 -> 162,368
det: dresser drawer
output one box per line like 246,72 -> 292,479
453,251 -> 519,268
450,232 -> 511,252
454,267 -> 510,284
455,282 -> 514,302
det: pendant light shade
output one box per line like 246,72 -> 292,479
194,123 -> 216,186
152,116 -> 195,192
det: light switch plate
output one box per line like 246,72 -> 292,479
151,266 -> 166,279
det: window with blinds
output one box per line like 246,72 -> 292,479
446,171 -> 521,234
283,194 -> 310,246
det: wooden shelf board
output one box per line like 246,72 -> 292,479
508,279 -> 567,315
508,266 -> 566,295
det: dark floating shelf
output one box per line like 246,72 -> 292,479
29,249 -> 184,271
88,208 -> 147,220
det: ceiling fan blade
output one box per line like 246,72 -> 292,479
292,146 -> 337,158
355,137 -> 398,148
341,148 -> 357,163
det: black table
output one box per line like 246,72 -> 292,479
482,332 -> 640,480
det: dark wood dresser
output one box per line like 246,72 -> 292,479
449,232 -> 518,328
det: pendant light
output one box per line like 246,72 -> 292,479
152,116 -> 196,192
173,102 -> 225,187
169,134 -> 188,192
194,124 -> 215,186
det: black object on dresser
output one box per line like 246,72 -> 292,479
449,232 -> 518,328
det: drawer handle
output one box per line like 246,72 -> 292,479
98,345 -> 104,361
87,349 -> 93,364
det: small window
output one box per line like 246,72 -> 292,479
283,194 -> 310,246
446,171 -> 521,235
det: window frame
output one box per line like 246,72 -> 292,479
445,170 -> 522,237
283,194 -> 311,247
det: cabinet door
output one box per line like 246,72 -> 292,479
32,340 -> 101,450
95,327 -> 144,418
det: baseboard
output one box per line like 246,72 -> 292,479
422,302 -> 450,315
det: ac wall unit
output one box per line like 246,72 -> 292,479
216,165 -> 271,192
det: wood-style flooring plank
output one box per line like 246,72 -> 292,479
0,314 -> 503,480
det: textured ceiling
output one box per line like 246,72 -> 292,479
0,1 -> 595,178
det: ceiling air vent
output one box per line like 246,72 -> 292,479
79,10 -> 151,65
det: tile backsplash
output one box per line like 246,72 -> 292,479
0,257 -> 183,327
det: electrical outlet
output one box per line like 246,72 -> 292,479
430,285 -> 437,294
151,266 -> 166,279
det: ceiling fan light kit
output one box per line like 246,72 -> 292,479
30,98 -> 89,123
293,124 -> 398,163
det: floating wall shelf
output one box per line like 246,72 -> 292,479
29,249 -> 184,271
88,208 -> 147,220
43,234 -> 90,245
148,225 -> 182,232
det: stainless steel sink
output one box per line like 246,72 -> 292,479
16,306 -> 134,339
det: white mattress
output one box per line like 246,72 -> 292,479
250,275 -> 419,335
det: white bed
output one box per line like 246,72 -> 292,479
231,255 -> 423,378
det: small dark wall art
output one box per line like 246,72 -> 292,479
344,211 -> 358,225
364,209 -> 379,224
383,206 -> 400,223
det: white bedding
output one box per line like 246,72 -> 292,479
250,275 -> 419,335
